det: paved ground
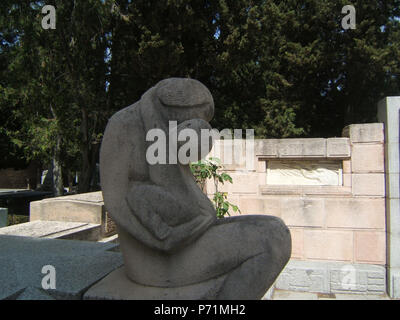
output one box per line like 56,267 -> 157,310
0,234 -> 123,300
272,289 -> 392,300
0,233 -> 394,300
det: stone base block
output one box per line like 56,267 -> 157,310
388,268 -> 400,299
0,208 -> 7,228
30,192 -> 116,237
0,220 -> 102,241
84,267 -> 227,300
275,260 -> 386,295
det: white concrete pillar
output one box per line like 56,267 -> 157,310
378,97 -> 400,298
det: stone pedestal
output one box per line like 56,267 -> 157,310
378,96 -> 400,299
30,191 -> 116,238
84,267 -> 227,300
0,208 -> 7,228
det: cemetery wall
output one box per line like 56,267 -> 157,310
207,123 -> 387,294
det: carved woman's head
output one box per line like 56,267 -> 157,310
155,78 -> 214,125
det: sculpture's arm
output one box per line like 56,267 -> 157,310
125,183 -> 215,252
101,111 -> 216,253
161,213 -> 215,252
100,111 -> 175,253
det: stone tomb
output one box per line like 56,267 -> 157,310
30,191 -> 116,239
0,208 -> 7,228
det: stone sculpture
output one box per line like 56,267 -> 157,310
90,78 -> 291,300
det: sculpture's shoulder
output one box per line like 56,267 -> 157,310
100,101 -> 147,181
106,102 -> 142,131
102,102 -> 145,154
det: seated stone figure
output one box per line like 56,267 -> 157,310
96,78 -> 291,300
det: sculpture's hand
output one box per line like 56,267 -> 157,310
138,204 -> 172,241
162,212 -> 215,252
125,182 -> 215,248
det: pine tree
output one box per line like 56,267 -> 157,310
1,0 -> 399,193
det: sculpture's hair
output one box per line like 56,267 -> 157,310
155,78 -> 214,118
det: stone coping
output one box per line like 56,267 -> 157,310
253,138 -> 351,159
260,185 -> 352,197
0,189 -> 28,193
37,191 -> 103,204
0,220 -> 100,239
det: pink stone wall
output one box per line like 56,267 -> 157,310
206,123 -> 386,266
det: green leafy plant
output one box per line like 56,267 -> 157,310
190,157 -> 241,219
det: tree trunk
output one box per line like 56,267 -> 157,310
79,155 -> 92,193
78,107 -> 101,193
52,135 -> 64,197
36,163 -> 42,190
78,148 -> 92,193
78,145 -> 99,193
49,105 -> 64,196
67,169 -> 74,192
78,107 -> 91,193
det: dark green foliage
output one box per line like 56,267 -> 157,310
0,1 -> 399,190
0,0 -> 113,191
210,0 -> 400,137
7,214 -> 29,226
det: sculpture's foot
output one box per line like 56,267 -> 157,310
83,267 -> 228,300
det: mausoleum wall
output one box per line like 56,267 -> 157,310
206,123 -> 386,267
